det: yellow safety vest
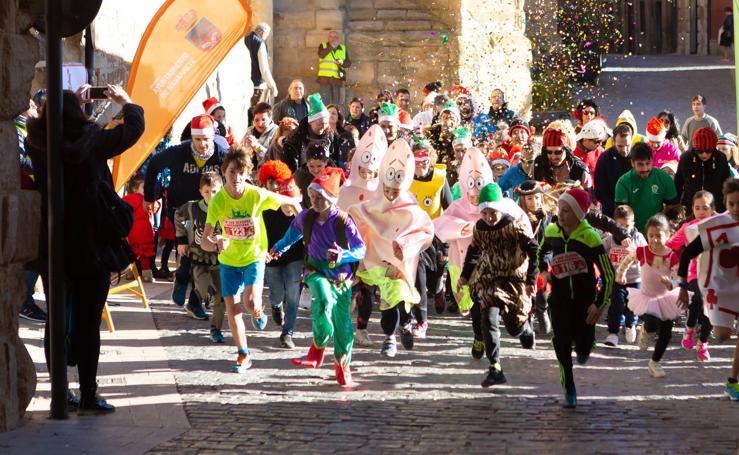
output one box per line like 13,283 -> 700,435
317,44 -> 346,79
409,164 -> 447,219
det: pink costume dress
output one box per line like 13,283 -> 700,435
626,246 -> 682,320
349,140 -> 434,311
337,124 -> 387,211
432,147 -> 494,312
652,141 -> 680,170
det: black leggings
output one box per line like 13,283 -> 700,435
380,304 -> 412,336
643,314 -> 674,362
354,281 -> 374,330
687,280 -> 712,343
549,298 -> 596,394
43,270 -> 110,397
471,296 -> 532,364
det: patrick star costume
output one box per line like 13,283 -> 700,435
349,140 -> 434,311
337,124 -> 388,211
433,147 -> 494,312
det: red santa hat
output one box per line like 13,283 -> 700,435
190,114 -> 216,138
559,188 -> 591,221
646,117 -> 666,142
202,97 -> 223,116
308,167 -> 345,204
278,177 -> 302,198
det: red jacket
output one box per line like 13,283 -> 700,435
573,143 -> 603,177
123,192 -> 156,257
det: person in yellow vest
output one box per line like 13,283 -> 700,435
407,135 -> 453,337
317,31 -> 351,111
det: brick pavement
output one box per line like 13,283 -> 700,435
144,283 -> 739,455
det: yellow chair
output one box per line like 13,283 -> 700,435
102,264 -> 150,332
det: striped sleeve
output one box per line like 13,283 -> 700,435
594,244 -> 615,309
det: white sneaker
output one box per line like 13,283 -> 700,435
637,325 -> 650,351
604,333 -> 619,347
648,359 -> 665,378
354,328 -> 373,347
624,326 -> 637,344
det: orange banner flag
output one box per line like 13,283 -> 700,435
112,0 -> 251,190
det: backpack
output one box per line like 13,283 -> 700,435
302,209 -> 356,273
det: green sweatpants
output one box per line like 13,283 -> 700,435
304,272 -> 354,365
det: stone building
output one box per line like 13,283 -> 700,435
0,0 -> 533,431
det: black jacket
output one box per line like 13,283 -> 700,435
593,147 -> 632,217
281,117 -> 342,172
349,113 -> 372,137
273,96 -> 309,122
675,150 -> 731,213
533,148 -> 590,186
27,103 -> 145,276
143,142 -> 225,212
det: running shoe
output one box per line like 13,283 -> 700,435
604,333 -> 619,347
563,390 -> 577,409
184,301 -> 208,320
153,268 -> 174,281
681,328 -> 696,350
519,330 -> 535,350
412,321 -> 428,339
636,325 -> 650,351
77,395 -> 115,415
624,326 -> 637,344
481,364 -> 507,388
400,324 -> 414,350
725,380 -> 739,401
280,334 -> 295,349
19,301 -> 47,323
696,341 -> 710,361
232,349 -> 252,373
433,290 -> 446,314
381,336 -> 397,358
251,308 -> 268,330
576,353 -> 590,365
272,306 -> 284,327
172,281 -> 187,306
648,359 -> 665,378
141,269 -> 153,283
471,339 -> 484,360
355,329 -> 373,347
210,327 -> 225,344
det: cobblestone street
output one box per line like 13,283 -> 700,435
144,282 -> 739,455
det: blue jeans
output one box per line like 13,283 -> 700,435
265,260 -> 303,336
607,282 -> 640,334
24,270 -> 40,307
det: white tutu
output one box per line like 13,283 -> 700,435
627,287 -> 682,320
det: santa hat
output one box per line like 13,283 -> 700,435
508,117 -> 530,137
307,93 -> 329,123
452,126 -> 472,147
559,188 -> 591,221
257,160 -> 292,186
399,110 -> 413,130
659,160 -> 678,175
422,91 -> 438,106
692,127 -> 718,150
543,128 -> 565,148
190,114 -> 216,138
308,167 -> 345,204
202,97 -> 223,116
448,84 -> 471,99
646,117 -> 666,142
278,177 -> 302,198
378,102 -> 400,125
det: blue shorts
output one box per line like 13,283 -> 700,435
220,261 -> 265,298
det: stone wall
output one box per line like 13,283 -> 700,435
0,0 -> 42,432
676,0 -> 710,55
273,0 -> 532,118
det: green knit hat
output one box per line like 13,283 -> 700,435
307,93 -> 329,123
477,183 -> 503,212
452,126 -> 472,147
378,101 -> 400,125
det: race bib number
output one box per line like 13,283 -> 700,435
550,252 -> 588,279
222,217 -> 255,241
608,246 -> 631,266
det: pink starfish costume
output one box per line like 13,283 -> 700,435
337,124 -> 387,211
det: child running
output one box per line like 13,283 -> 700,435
201,145 -> 301,373
666,190 -> 715,361
677,177 -> 739,401
617,214 -> 682,378
174,172 -> 227,342
459,182 -> 537,388
271,167 -> 366,385
123,176 -> 156,282
538,188 -> 614,408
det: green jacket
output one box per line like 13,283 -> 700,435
537,219 -> 614,309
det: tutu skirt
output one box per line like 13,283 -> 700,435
627,288 -> 682,320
